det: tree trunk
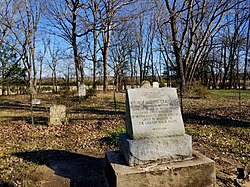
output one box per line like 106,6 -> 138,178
129,50 -> 134,88
175,47 -> 186,92
243,19 -> 250,89
168,5 -> 186,91
93,33 -> 97,88
72,5 -> 80,89
221,43 -> 229,89
39,59 -> 43,92
92,0 -> 97,88
103,44 -> 109,92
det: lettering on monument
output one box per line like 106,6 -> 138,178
126,87 -> 185,138
129,97 -> 180,130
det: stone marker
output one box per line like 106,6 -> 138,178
140,80 -> 151,88
125,88 -> 185,139
32,98 -> 41,105
105,87 -> 216,187
121,87 -> 191,166
152,81 -> 159,88
49,104 -> 66,125
78,84 -> 86,97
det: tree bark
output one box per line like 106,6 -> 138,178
243,19 -> 250,89
103,44 -> 109,92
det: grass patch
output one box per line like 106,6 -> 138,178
210,89 -> 250,98
102,128 -> 126,147
186,124 -> 250,165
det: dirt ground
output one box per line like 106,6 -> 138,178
0,90 -> 250,187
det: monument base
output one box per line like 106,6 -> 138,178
105,151 -> 216,187
119,133 -> 192,166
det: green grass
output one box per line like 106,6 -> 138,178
210,89 -> 250,98
105,128 -> 126,147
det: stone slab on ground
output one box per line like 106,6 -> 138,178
105,151 -> 216,187
125,87 -> 185,139
40,174 -> 70,187
22,152 -> 108,187
119,133 -> 192,166
26,165 -> 70,187
49,104 -> 67,125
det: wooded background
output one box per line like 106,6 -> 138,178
0,0 -> 249,95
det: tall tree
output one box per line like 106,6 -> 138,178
46,37 -> 63,93
37,36 -> 48,92
161,0 -> 244,92
96,0 -> 138,92
2,0 -> 43,97
46,0 -> 87,89
243,14 -> 250,90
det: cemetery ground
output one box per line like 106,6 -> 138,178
0,89 -> 250,187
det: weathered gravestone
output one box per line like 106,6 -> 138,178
105,87 -> 216,187
78,84 -> 86,97
152,81 -> 159,88
32,98 -> 41,105
140,80 -> 151,88
49,104 -> 66,125
121,87 -> 191,165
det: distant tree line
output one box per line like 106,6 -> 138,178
0,0 -> 249,96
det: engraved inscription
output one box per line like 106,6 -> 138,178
130,98 -> 180,127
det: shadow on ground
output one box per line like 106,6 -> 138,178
0,101 -> 125,123
183,113 -> 250,128
0,102 -> 48,111
13,150 -> 107,187
70,107 -> 125,116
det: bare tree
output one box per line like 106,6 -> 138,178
0,0 -> 44,125
46,37 -> 63,93
95,0 -> 138,92
243,16 -> 250,90
83,0 -> 100,88
46,0 -> 87,89
37,36 -> 48,92
2,0 -> 44,97
109,22 -> 131,91
159,0 -> 245,92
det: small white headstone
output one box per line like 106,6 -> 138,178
78,84 -> 86,97
32,99 -> 41,105
153,82 -> 159,88
49,104 -> 66,125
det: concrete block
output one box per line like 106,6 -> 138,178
105,151 -> 216,187
119,133 -> 192,166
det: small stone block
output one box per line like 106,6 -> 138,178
153,82 -> 159,88
32,99 -> 41,105
79,84 -> 86,97
105,151 -> 216,187
119,133 -> 192,166
49,104 -> 67,125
